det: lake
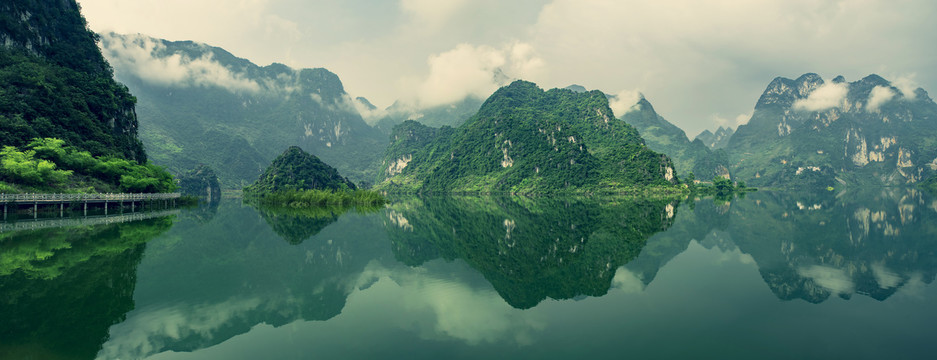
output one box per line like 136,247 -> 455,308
2,189 -> 937,359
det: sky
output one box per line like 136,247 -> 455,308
77,0 -> 937,137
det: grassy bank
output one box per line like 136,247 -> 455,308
246,189 -> 386,207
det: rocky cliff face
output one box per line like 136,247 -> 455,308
728,73 -> 937,187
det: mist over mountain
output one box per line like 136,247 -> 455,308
727,73 -> 937,188
373,96 -> 484,137
99,33 -> 386,188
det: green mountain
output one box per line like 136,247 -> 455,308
694,126 -> 734,149
99,33 -> 386,188
377,80 -> 680,193
0,1 -> 145,162
245,146 -> 356,193
727,73 -> 937,188
620,97 -> 731,181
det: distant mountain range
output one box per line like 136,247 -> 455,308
100,33 -> 386,188
695,126 -> 734,149
97,33 -> 937,191
728,73 -> 937,188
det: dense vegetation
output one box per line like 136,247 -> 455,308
377,81 -> 684,194
688,176 -> 753,201
1,1 -> 146,163
0,137 -> 175,193
252,189 -> 385,207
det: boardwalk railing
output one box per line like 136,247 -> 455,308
0,209 -> 180,233
0,193 -> 181,203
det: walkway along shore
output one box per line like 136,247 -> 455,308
0,193 -> 182,219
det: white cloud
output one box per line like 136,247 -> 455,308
891,74 -> 920,99
350,96 -> 388,124
867,85 -> 896,111
712,112 -> 752,128
871,262 -> 902,289
413,42 -> 543,108
734,112 -> 753,126
98,297 -> 266,360
793,82 -> 849,111
100,33 -> 261,93
611,267 -> 645,293
797,265 -> 855,295
357,262 -> 545,345
608,89 -> 643,118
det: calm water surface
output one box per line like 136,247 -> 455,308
2,189 -> 937,359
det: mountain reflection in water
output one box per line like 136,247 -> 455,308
2,189 -> 936,359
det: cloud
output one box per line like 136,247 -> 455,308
357,262 -> 545,345
413,42 -> 544,108
793,82 -> 849,111
100,33 -> 261,93
712,112 -> 752,128
98,297 -> 266,360
733,112 -> 753,126
867,85 -> 896,111
350,96 -> 388,124
80,0 -> 937,137
797,265 -> 855,295
871,262 -> 902,289
608,89 -> 643,118
890,74 -> 920,99
611,266 -> 645,293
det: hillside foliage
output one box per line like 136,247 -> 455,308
0,138 -> 175,193
377,81 -> 682,194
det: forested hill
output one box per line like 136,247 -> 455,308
100,33 -> 386,188
244,146 -> 356,193
377,80 -> 680,193
0,0 -> 146,161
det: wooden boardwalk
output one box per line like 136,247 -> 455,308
1,192 -> 182,218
